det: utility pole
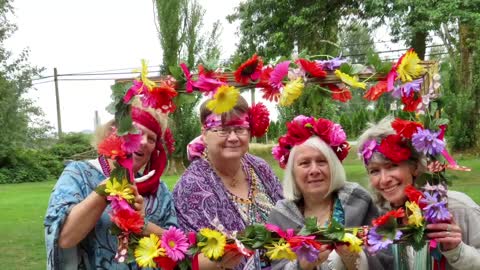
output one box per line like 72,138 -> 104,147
54,68 -> 63,138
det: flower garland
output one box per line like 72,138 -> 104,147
175,49 -> 433,116
104,50 -> 471,268
131,184 -> 455,269
97,60 -> 177,263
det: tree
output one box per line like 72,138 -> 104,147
154,0 -> 222,171
338,21 -> 375,63
228,0 -> 360,61
0,0 -> 54,182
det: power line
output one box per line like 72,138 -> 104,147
343,44 -> 446,58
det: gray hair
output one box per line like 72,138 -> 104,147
282,136 -> 346,201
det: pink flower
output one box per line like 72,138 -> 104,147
292,115 -> 315,127
161,226 -> 189,261
108,196 -> 132,213
329,123 -> 346,146
121,133 -> 142,154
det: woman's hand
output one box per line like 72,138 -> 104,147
298,245 -> 332,270
335,244 -> 360,270
426,222 -> 462,251
130,185 -> 145,218
216,250 -> 244,270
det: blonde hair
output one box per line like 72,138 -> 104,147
282,136 -> 346,201
357,115 -> 427,206
92,97 -> 169,149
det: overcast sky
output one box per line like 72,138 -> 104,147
7,0 -> 275,133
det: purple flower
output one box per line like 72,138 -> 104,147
367,227 -> 402,254
360,139 -> 378,164
316,57 -> 347,71
391,85 -> 402,99
329,124 -> 347,146
411,128 -> 445,156
291,242 -> 320,263
420,192 -> 451,223
400,79 -> 423,97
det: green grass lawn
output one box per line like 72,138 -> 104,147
1,154 -> 479,269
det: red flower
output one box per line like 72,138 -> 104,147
334,142 -> 350,162
378,134 -> 411,163
288,236 -> 323,250
199,64 -> 227,83
286,121 -> 312,144
142,81 -> 178,113
163,128 -> 175,154
224,243 -> 254,257
154,256 -> 177,270
98,133 -> 127,161
296,58 -> 327,78
312,118 -> 334,144
257,67 -> 280,102
234,54 -> 263,84
364,81 -> 388,101
328,84 -> 352,102
401,91 -> 422,112
110,208 -> 144,234
404,185 -> 426,207
249,103 -> 270,137
372,208 -> 405,227
391,118 -> 424,139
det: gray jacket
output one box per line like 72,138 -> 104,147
267,182 -> 391,270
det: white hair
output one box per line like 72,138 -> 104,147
282,136 -> 346,201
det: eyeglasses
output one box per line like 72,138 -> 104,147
208,126 -> 250,137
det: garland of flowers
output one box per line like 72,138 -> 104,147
173,49 -> 436,116
100,50 -> 471,268
130,184 -> 454,269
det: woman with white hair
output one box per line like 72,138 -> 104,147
268,116 -> 388,270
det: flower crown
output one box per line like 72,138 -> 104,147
359,118 -> 447,166
272,115 -> 350,168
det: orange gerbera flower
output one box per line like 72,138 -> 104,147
364,81 -> 388,101
234,54 -> 263,84
98,133 -> 127,160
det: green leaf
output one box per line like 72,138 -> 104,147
178,259 -> 192,270
433,118 -> 449,127
169,65 -> 184,80
325,219 -> 345,241
299,216 -> 318,235
429,102 -> 438,116
117,114 -> 133,136
339,63 -> 353,75
350,64 -> 367,75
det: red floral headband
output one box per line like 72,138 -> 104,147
272,115 -> 350,168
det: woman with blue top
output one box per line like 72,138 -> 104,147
44,100 -> 177,270
268,116 -> 388,270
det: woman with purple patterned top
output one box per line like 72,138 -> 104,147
173,95 -> 283,270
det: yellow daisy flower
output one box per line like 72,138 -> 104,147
206,85 -> 240,114
105,177 -> 134,201
334,70 -> 366,89
342,230 -> 363,253
279,78 -> 304,106
133,59 -> 156,91
406,201 -> 424,227
397,49 -> 425,82
265,239 -> 297,261
135,234 -> 165,268
197,228 -> 226,260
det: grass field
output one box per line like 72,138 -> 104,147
1,148 -> 479,269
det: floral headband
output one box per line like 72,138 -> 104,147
359,118 -> 446,165
272,115 -> 350,168
186,103 -> 270,161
